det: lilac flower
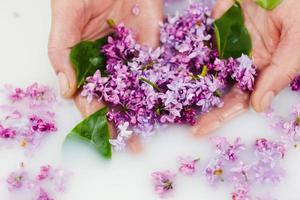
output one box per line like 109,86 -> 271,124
226,138 -> 245,162
0,125 -> 16,139
81,70 -> 109,103
109,122 -> 133,151
203,158 -> 225,184
266,101 -> 300,142
37,165 -> 51,181
178,157 -> 199,175
109,137 -> 126,152
230,162 -> 252,183
254,138 -> 285,160
29,115 -> 57,133
231,182 -> 250,200
291,75 -> 300,91
26,83 -> 56,107
151,170 -> 175,197
118,122 -> 133,138
6,171 -> 27,191
37,188 -> 53,200
9,87 -> 26,102
232,54 -> 256,91
211,137 -> 245,162
253,139 -> 285,184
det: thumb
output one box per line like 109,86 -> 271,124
251,30 -> 300,112
48,0 -> 83,98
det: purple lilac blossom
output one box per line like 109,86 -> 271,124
266,101 -> 300,142
231,182 -> 250,200
29,115 -> 57,133
0,125 -> 16,139
9,87 -> 26,102
151,170 -> 176,197
178,156 -> 199,175
252,139 -> 285,184
232,54 -> 257,91
6,171 -> 27,191
290,75 -> 300,91
25,83 -> 56,107
37,188 -> 53,200
36,165 -> 52,181
210,136 -> 245,162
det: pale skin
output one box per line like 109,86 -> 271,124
48,0 -> 300,145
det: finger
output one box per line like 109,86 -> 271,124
251,30 -> 300,112
127,135 -> 143,154
74,94 -> 117,138
212,0 -> 234,19
131,0 -> 163,47
241,3 -> 274,68
74,94 -> 106,118
192,86 -> 250,137
48,0 -> 83,98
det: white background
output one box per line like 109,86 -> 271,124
0,0 -> 300,199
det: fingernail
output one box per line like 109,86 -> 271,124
57,72 -> 70,96
260,91 -> 275,112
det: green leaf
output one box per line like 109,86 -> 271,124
214,2 -> 252,59
65,107 -> 112,159
255,0 -> 282,10
70,37 -> 108,88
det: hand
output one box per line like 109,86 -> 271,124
48,0 -> 163,151
193,0 -> 300,136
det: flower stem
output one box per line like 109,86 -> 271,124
200,65 -> 208,77
139,77 -> 161,91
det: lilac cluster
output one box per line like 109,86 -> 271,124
81,4 -> 256,151
6,163 -> 71,200
0,83 -> 57,155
